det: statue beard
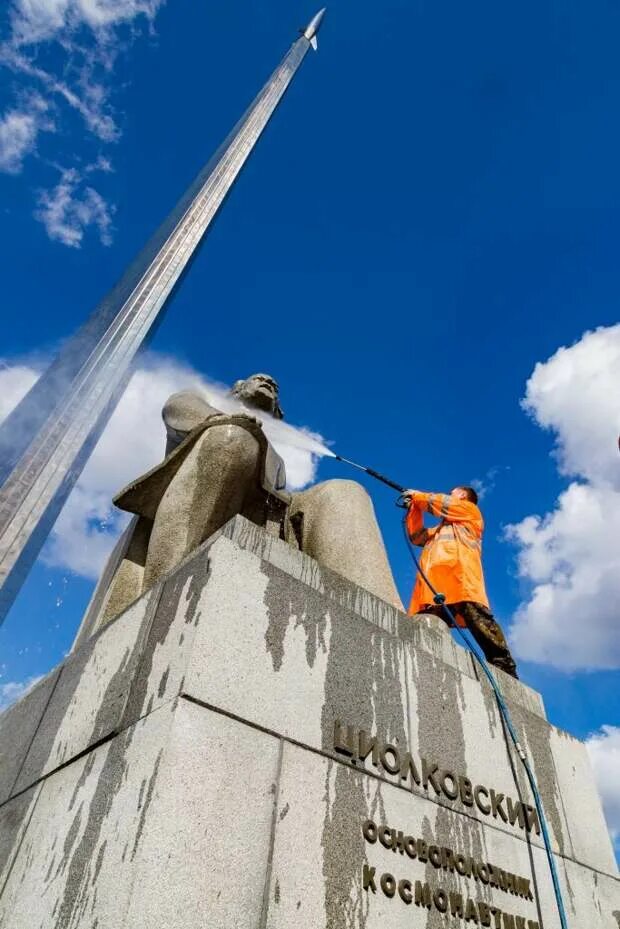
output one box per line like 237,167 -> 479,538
239,389 -> 277,415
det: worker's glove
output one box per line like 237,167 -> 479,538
396,489 -> 416,509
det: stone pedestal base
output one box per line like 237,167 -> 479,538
0,517 -> 618,927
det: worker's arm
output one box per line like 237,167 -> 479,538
404,490 -> 479,524
405,501 -> 429,546
409,526 -> 430,546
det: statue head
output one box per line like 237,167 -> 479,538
230,373 -> 284,419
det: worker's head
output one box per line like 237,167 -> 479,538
451,486 -> 479,505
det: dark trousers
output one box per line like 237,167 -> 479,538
426,601 -> 519,679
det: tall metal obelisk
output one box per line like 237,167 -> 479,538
0,9 -> 326,624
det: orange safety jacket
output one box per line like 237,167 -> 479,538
406,491 -> 489,624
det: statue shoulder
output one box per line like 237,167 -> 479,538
162,390 -> 220,437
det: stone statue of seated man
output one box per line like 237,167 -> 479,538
84,373 -> 403,634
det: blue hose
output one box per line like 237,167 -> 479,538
402,518 -> 570,929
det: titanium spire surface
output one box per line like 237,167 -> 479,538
0,10 -> 326,624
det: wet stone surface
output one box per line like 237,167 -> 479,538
178,534 -> 576,859
0,517 -> 617,928
265,742 -> 620,929
0,670 -> 60,803
12,589 -> 161,796
0,700 -> 280,929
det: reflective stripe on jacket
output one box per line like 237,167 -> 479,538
407,491 -> 489,622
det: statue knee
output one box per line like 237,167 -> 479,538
297,479 -> 374,528
310,478 -> 371,508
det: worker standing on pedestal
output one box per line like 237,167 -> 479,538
403,486 -> 519,679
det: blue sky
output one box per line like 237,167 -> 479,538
0,0 -> 619,853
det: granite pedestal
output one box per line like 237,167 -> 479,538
0,516 -> 618,928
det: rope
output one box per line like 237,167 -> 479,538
401,515 -> 570,929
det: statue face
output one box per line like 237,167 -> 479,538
232,373 -> 282,417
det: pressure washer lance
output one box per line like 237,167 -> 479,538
333,454 -> 407,495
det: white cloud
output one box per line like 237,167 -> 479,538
0,94 -> 53,174
506,325 -> 620,670
86,154 -> 112,173
0,108 -> 40,173
35,165 -> 114,246
0,355 -> 331,579
585,725 -> 620,851
506,483 -> 620,668
1,0 -> 165,239
3,0 -> 164,136
8,0 -> 70,46
9,0 -> 162,46
2,49 -> 120,142
0,675 -> 44,711
522,325 -> 620,488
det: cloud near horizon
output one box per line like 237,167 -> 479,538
0,674 -> 44,712
0,352 -> 331,580
506,324 -> 620,671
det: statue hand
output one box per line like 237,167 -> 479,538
208,412 -> 261,427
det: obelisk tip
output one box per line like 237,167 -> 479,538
303,8 -> 327,49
